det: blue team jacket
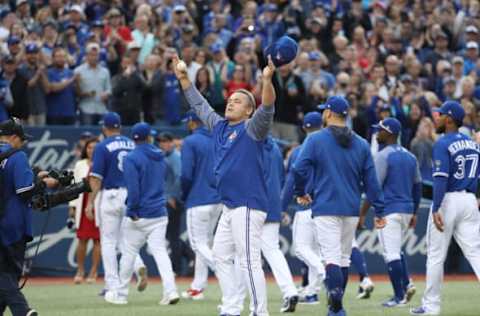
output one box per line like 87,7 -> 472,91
123,143 -> 167,219
264,137 -> 285,222
375,144 -> 422,215
181,127 -> 220,209
293,127 -> 385,217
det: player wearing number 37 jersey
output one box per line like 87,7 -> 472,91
411,101 -> 480,316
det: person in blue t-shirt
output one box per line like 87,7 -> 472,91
0,119 -> 57,316
45,47 -> 77,125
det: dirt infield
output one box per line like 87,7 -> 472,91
25,273 -> 477,285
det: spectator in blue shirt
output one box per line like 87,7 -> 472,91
45,47 -> 77,125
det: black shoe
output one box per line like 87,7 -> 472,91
280,295 -> 299,313
27,309 -> 38,316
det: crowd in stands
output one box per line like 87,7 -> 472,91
0,0 -> 480,179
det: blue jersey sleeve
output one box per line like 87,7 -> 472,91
362,146 -> 385,216
13,152 -> 34,194
180,139 -> 195,200
123,155 -> 140,216
293,136 -> 316,196
432,141 -> 449,212
91,144 -> 106,180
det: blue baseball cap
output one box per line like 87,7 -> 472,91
303,112 -> 322,128
434,100 -> 465,124
264,35 -> 299,67
308,51 -> 321,61
182,110 -> 201,123
132,122 -> 151,141
318,96 -> 349,116
210,42 -> 223,54
265,3 -> 278,12
102,112 -> 121,128
372,117 -> 401,135
25,43 -> 39,53
7,36 -> 21,45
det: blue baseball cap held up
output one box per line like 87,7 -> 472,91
132,122 -> 151,141
434,100 -> 465,125
101,112 -> 121,129
264,35 -> 299,67
372,117 -> 402,135
303,112 -> 322,129
318,96 -> 349,116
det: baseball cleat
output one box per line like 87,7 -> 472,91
299,293 -> 319,305
356,277 -> 374,299
136,266 -> 148,292
405,282 -> 417,302
382,297 -> 407,308
26,309 -> 38,316
410,306 -> 440,315
97,288 -> 107,297
327,308 -> 346,316
181,288 -> 205,300
104,291 -> 128,305
159,292 -> 180,305
280,295 -> 298,313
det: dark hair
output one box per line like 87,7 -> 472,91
81,137 -> 98,160
195,67 -> 211,89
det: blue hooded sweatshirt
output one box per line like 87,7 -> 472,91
264,137 -> 285,222
123,143 -> 167,218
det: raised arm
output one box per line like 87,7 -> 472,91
247,56 -> 276,141
172,55 -> 222,130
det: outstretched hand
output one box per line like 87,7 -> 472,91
262,55 -> 276,81
172,54 -> 189,81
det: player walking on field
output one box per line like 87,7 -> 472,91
411,101 -> 480,315
293,96 -> 385,316
181,111 -> 222,300
173,54 -> 276,316
86,112 -> 147,295
362,117 -> 422,307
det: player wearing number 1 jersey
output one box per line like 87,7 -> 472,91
411,101 -> 480,315
86,112 -> 146,295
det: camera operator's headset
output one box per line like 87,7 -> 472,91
0,149 -> 51,290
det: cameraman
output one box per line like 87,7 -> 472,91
0,119 -> 57,316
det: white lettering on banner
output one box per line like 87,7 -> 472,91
27,131 -> 75,170
356,229 -> 427,255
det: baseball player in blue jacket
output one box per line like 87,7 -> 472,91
173,54 -> 276,316
294,96 -> 385,316
181,111 -> 222,300
363,118 -> 422,307
86,112 -> 146,295
282,112 -> 325,304
411,101 -> 480,315
105,123 -> 179,306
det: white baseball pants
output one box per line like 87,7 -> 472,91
378,213 -> 413,263
96,188 -> 145,291
186,204 -> 222,290
212,206 -> 268,316
261,223 -> 298,299
117,216 -> 177,298
292,210 -> 325,295
422,192 -> 480,314
313,216 -> 359,267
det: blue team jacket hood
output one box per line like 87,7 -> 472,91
329,126 -> 353,148
140,143 -> 163,160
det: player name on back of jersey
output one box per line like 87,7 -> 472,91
447,139 -> 480,155
105,139 -> 135,152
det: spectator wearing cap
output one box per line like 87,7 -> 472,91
74,42 -> 111,125
272,63 -> 307,142
257,4 -> 285,50
15,0 -> 34,30
206,42 -> 233,113
463,41 -> 479,76
41,21 -> 59,65
44,47 -> 77,125
451,56 -> 466,99
464,25 -> 479,46
104,8 -> 132,57
111,54 -> 146,125
6,36 -> 22,62
66,5 -> 89,46
19,42 -> 48,126
441,76 -> 457,102
309,51 -> 335,106
424,31 -> 453,77
2,55 -> 29,124
132,14 -> 155,65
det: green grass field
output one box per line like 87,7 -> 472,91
11,279 -> 480,316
